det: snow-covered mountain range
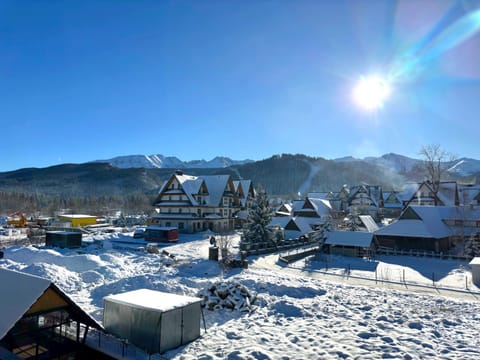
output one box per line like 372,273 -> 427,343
94,154 -> 254,169
335,153 -> 480,177
93,152 -> 480,176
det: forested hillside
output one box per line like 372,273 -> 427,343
0,154 -> 477,215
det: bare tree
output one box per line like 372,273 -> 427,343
418,144 -> 457,195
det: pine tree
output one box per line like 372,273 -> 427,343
241,187 -> 273,250
464,233 -> 480,259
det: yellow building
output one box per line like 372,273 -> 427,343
58,214 -> 97,227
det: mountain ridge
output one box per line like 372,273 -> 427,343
93,154 -> 254,169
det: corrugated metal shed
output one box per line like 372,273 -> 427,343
103,289 -> 202,354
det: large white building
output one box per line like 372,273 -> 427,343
150,170 -> 255,233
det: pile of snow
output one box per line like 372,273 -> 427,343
198,281 -> 257,312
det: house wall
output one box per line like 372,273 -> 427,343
377,235 -> 450,252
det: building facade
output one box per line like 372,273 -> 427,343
150,171 -> 255,233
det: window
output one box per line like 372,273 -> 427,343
179,222 -> 184,229
166,222 -> 171,227
179,208 -> 183,213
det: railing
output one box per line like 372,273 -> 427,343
376,247 -> 471,261
85,328 -> 166,360
242,237 -> 321,256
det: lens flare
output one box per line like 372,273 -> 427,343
352,75 -> 391,111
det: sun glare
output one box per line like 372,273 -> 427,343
352,75 -> 391,111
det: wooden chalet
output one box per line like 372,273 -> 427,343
151,171 -> 254,233
375,205 -> 480,252
347,184 -> 383,220
404,181 -> 459,207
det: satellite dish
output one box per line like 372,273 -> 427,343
209,236 -> 216,246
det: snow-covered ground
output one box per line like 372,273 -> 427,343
2,230 -> 480,359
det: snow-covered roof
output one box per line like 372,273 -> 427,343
410,205 -> 480,222
459,185 -> 480,205
375,219 -> 450,239
292,200 -> 305,212
276,203 -> 292,214
285,216 -> 314,234
269,216 -> 291,229
234,180 -> 253,206
358,215 -> 379,232
377,205 -> 480,239
104,289 -> 201,312
308,198 -> 332,213
0,269 -> 50,339
177,174 -> 203,205
325,231 -> 374,247
58,214 -> 96,219
436,182 -> 458,206
0,268 -> 102,340
203,175 -> 231,206
469,257 -> 480,266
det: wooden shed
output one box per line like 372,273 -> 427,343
103,289 -> 202,354
324,231 -> 376,257
0,268 -> 107,359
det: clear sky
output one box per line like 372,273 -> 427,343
2,0 -> 480,171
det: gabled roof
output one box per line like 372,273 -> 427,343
285,217 -> 314,234
459,185 -> 480,205
233,180 -> 254,207
308,198 -> 332,213
203,175 -> 232,206
435,182 -> 458,206
325,231 -> 374,247
269,216 -> 291,229
275,203 -> 292,216
348,184 -> 382,207
292,200 -> 305,212
0,268 -> 102,340
155,173 -> 237,207
375,205 -> 467,239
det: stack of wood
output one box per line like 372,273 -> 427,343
198,281 -> 257,312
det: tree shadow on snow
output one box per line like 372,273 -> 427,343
375,255 -> 469,281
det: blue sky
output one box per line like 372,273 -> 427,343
1,0 -> 480,171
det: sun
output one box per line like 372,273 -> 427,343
352,75 -> 391,111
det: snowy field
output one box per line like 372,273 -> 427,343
1,230 -> 480,359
